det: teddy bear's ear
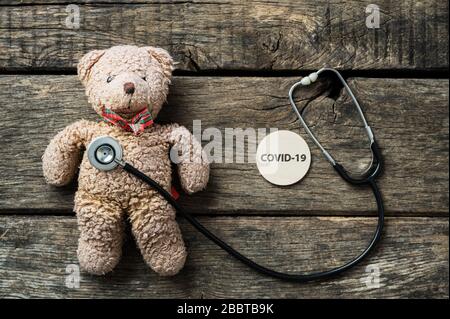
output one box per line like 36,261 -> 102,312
77,49 -> 105,85
144,47 -> 174,79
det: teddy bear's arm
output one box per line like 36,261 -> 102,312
168,125 -> 210,194
42,120 -> 93,186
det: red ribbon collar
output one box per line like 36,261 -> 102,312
101,107 -> 154,136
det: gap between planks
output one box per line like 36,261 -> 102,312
0,68 -> 448,79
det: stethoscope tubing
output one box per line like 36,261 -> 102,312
89,67 -> 385,282
121,161 -> 384,282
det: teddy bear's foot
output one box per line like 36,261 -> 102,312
77,239 -> 122,275
75,192 -> 125,275
129,202 -> 187,276
144,237 -> 187,276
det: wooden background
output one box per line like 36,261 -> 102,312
0,0 -> 448,298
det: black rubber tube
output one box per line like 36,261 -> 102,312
122,163 -> 384,282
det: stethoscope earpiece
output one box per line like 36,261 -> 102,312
288,67 -> 381,183
87,136 -> 123,171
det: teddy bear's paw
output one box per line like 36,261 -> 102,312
179,163 -> 210,194
140,237 -> 187,277
149,247 -> 187,277
77,239 -> 122,275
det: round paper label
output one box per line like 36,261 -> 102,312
256,130 -> 311,186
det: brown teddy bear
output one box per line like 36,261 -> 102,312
42,45 -> 210,276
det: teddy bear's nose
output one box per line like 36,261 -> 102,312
124,82 -> 135,95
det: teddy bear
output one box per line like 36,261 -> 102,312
42,45 -> 210,276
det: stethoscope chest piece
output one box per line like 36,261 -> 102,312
87,136 -> 123,171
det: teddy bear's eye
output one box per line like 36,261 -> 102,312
106,76 -> 114,83
142,76 -> 147,81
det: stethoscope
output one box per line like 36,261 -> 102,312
87,67 -> 384,282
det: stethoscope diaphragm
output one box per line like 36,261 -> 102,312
87,136 -> 123,171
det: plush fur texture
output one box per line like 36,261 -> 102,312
42,45 -> 209,276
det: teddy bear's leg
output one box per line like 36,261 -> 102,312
74,191 -> 125,275
129,195 -> 187,276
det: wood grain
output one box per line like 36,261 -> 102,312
0,215 -> 447,298
0,76 -> 448,215
0,0 -> 448,71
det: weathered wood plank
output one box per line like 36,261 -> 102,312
0,1 -> 448,71
0,215 -> 447,298
0,76 -> 448,215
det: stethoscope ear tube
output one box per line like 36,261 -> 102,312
333,140 -> 383,185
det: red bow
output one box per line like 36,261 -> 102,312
101,107 -> 154,136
